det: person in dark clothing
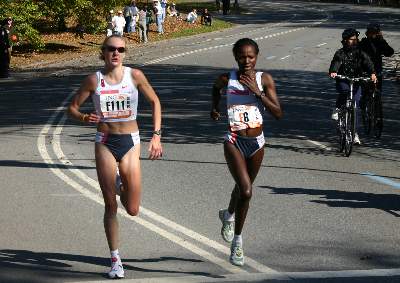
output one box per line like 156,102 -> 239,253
329,28 -> 377,144
222,0 -> 230,15
0,17 -> 12,78
216,0 -> 221,12
359,23 -> 394,92
145,5 -> 154,37
201,8 -> 212,26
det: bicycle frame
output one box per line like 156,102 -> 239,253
334,75 -> 372,156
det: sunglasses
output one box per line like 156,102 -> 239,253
105,46 -> 126,53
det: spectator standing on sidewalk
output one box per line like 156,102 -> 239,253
113,11 -> 126,36
123,2 -> 133,33
161,0 -> 168,23
130,1 -> 139,33
145,5 -> 154,38
106,10 -> 114,36
138,5 -> 148,43
0,17 -> 12,78
153,0 -> 164,34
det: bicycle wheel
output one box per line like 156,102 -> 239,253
338,107 -> 345,153
362,94 -> 372,135
344,106 -> 355,157
373,93 -> 383,138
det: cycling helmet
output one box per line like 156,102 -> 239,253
366,23 -> 381,33
342,28 -> 360,40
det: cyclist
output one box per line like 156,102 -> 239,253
211,38 -> 282,266
329,28 -> 377,145
68,35 -> 162,279
359,23 -> 394,121
360,23 -> 394,92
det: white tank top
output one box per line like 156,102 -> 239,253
226,71 -> 264,131
92,67 -> 138,123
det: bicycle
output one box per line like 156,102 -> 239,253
361,82 -> 383,138
333,75 -> 372,157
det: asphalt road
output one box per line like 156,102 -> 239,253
0,1 -> 399,282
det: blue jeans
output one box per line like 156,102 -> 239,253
156,14 -> 163,33
125,17 -> 132,33
161,8 -> 166,22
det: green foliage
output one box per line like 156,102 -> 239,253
38,0 -> 121,33
0,0 -> 44,50
0,0 -> 127,50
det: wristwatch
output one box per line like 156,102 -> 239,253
257,92 -> 266,99
153,129 -> 162,136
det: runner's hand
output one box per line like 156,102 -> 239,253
87,112 -> 101,124
148,135 -> 162,160
330,73 -> 337,78
239,73 -> 261,96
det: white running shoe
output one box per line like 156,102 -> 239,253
354,133 -> 361,145
115,170 -> 122,196
108,257 -> 124,279
230,241 -> 244,266
219,209 -> 234,243
331,108 -> 339,121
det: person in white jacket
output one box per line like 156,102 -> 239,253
113,11 -> 126,36
186,9 -> 197,24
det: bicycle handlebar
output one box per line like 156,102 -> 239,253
333,75 -> 372,82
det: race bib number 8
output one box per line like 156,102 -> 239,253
228,104 -> 263,131
100,93 -> 132,119
228,105 -> 263,131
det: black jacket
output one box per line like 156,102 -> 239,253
0,26 -> 10,51
329,47 -> 375,77
359,37 -> 394,74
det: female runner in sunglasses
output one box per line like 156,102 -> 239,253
68,34 -> 162,279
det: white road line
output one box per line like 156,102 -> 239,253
306,140 -> 332,151
266,56 -> 276,60
37,94 -> 245,275
142,26 -> 317,65
293,46 -> 303,50
280,55 -> 291,60
296,135 -> 332,151
316,42 -> 327,47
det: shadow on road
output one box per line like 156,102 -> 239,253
261,185 -> 400,217
0,160 -> 94,170
0,64 -> 399,161
0,249 -> 214,283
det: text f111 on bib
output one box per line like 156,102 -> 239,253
228,104 -> 263,131
100,93 -> 132,119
